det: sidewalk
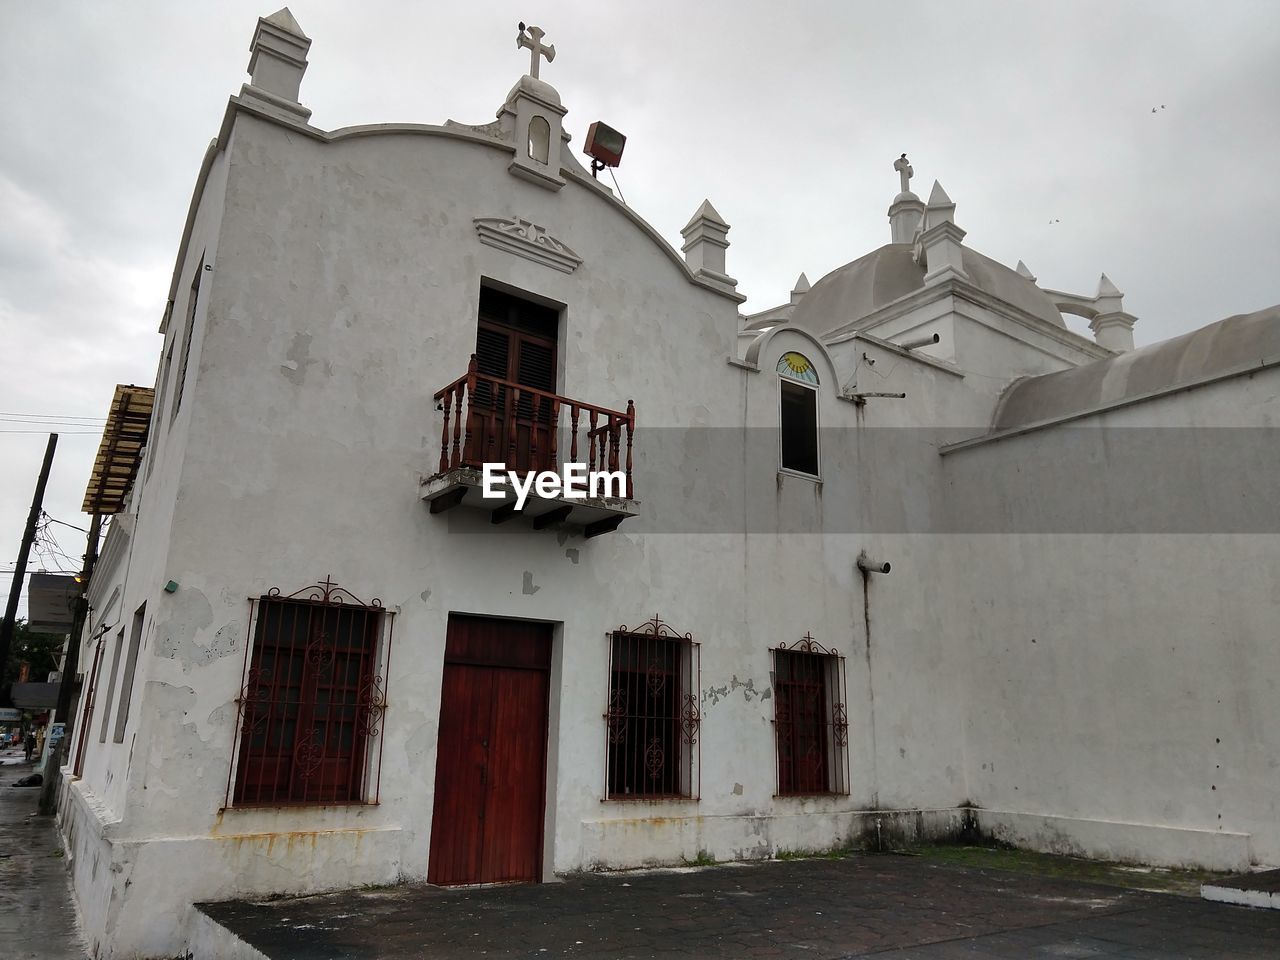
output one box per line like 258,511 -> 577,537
0,747 -> 87,960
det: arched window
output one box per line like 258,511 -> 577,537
777,352 -> 819,476
777,352 -> 818,385
527,116 -> 550,164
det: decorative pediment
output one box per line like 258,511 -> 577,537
474,217 -> 582,274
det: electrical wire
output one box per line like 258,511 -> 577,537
607,166 -> 627,205
41,512 -> 89,534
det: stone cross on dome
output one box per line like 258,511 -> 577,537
895,154 -> 914,195
517,22 -> 555,79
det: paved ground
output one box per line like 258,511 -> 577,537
202,853 -> 1280,960
0,747 -> 86,960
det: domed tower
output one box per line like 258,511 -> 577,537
782,156 -> 1113,381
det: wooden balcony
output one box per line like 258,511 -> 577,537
421,356 -> 638,537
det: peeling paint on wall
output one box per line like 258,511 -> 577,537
521,571 -> 540,595
152,591 -> 242,674
703,675 -> 768,706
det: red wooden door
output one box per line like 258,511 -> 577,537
428,616 -> 551,885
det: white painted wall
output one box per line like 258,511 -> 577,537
58,69 -> 1280,960
940,368 -> 1280,868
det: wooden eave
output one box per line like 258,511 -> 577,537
82,384 -> 155,515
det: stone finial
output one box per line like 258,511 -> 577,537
916,181 -> 967,285
245,8 -> 312,118
1096,273 -> 1123,308
681,200 -> 737,290
1090,274 -> 1136,351
888,154 -> 925,243
894,154 -> 914,195
1044,274 -> 1137,350
923,181 -> 956,230
1015,260 -> 1037,283
790,272 -> 811,305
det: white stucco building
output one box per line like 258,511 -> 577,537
59,10 -> 1280,958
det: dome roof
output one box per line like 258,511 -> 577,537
504,74 -> 561,107
790,243 -> 1067,335
994,305 -> 1280,431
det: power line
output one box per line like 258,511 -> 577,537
0,430 -> 101,435
0,418 -> 105,426
42,514 -> 90,534
0,412 -> 107,422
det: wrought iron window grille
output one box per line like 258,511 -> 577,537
772,632 -> 849,797
224,577 -> 396,809
604,616 -> 700,801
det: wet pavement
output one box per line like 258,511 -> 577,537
0,747 -> 86,959
201,853 -> 1280,959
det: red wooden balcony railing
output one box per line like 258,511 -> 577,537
433,356 -> 636,499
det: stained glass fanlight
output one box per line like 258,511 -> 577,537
776,352 -> 818,385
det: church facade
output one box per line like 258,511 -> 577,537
60,10 -> 1280,959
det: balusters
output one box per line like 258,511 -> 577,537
487,400 -> 498,464
625,399 -> 635,498
438,386 -> 452,474
451,383 -> 463,469
529,393 -> 539,470
508,388 -> 520,466
463,355 -> 477,464
549,398 -> 560,470
588,410 -> 599,473
433,364 -> 636,503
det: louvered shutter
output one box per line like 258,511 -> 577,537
516,339 -> 555,421
474,326 -> 510,409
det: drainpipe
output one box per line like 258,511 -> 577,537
858,551 -> 890,811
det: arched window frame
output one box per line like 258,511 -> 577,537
776,353 -> 821,479
527,115 -> 551,164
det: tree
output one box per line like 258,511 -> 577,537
1,618 -> 64,695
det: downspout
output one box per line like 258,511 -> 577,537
857,552 -> 890,810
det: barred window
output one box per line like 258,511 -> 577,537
772,634 -> 849,796
227,578 -> 394,807
604,617 -> 700,800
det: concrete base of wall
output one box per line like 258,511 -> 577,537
1201,868 -> 1280,910
974,809 -> 1252,872
578,807 -> 974,868
578,806 -> 1254,874
59,775 -> 407,960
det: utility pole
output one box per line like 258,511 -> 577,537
39,512 -> 101,816
52,513 -> 101,724
0,433 -> 58,705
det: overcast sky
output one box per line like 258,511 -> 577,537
1,0 -> 1277,615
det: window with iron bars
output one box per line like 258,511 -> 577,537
772,634 -> 849,796
604,617 -> 700,800
225,578 -> 395,808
